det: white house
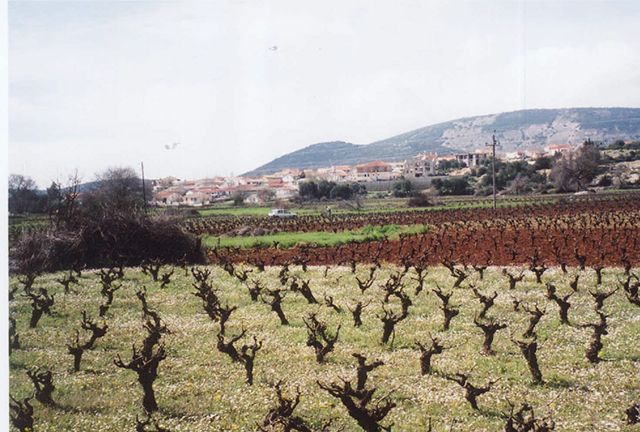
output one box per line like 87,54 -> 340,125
353,161 -> 394,182
544,144 -> 573,155
404,153 -> 437,178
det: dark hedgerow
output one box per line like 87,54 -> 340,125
10,212 -> 205,274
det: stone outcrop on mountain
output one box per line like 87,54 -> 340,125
244,107 -> 640,176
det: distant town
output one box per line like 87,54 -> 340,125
152,143 -> 581,206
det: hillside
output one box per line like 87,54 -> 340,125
244,107 -> 640,176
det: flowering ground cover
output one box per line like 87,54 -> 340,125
8,264 -> 640,431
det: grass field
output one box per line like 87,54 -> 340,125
202,224 -> 430,249
8,265 -> 640,431
196,201 -> 527,218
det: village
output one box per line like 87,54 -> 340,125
152,143 -> 575,206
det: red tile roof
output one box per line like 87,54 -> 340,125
359,160 -> 390,168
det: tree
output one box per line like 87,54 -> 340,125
298,181 -> 318,200
436,159 -> 466,175
533,156 -> 553,170
505,175 -> 530,195
329,184 -> 353,200
9,174 -> 43,214
608,139 -> 626,150
83,166 -> 148,215
551,140 -> 600,191
232,190 -> 247,206
299,180 -> 363,201
46,181 -> 62,221
46,170 -> 81,225
350,183 -> 367,196
317,180 -> 336,198
257,189 -> 276,203
391,178 -> 413,197
432,177 -> 473,196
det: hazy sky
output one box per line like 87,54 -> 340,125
8,0 -> 640,187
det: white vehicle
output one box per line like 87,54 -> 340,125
268,209 -> 297,218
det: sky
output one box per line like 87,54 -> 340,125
7,0 -> 640,188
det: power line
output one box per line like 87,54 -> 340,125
485,131 -> 500,212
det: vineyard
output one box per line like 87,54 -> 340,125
8,264 -> 640,431
184,193 -> 638,237
8,193 -> 640,431
205,194 -> 640,270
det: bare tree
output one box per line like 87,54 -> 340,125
262,288 -> 289,325
504,269 -> 525,290
626,403 -> 640,425
324,294 -> 342,313
472,287 -> 498,319
10,394 -> 35,432
445,370 -> 497,410
550,140 -> 600,192
522,303 -> 546,339
290,277 -> 318,304
348,300 -> 371,328
545,283 -> 573,325
503,400 -> 555,431
619,274 -> 640,307
510,333 -> 544,384
318,354 -> 395,432
9,174 -> 42,214
378,297 -> 410,345
304,313 -> 340,363
192,278 -> 236,335
84,166 -> 149,215
581,311 -> 608,363
261,381 -> 310,432
216,329 -> 262,385
136,413 -> 172,432
27,288 -> 55,328
27,368 -> 56,406
9,317 -> 20,354
415,334 -> 450,375
474,316 -> 507,355
99,278 -> 121,317
588,287 -> 618,311
115,290 -> 168,413
433,285 -> 459,331
239,336 -> 263,386
115,343 -> 167,413
67,311 -> 108,372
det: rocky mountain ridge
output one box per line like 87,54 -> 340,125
244,107 -> 640,176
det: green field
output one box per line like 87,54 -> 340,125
191,191 -> 624,218
9,265 -> 640,431
202,224 -> 430,249
194,195 -> 552,218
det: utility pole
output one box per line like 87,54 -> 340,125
141,162 -> 148,216
485,131 -> 500,212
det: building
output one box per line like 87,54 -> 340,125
183,191 -> 211,206
316,165 -> 351,182
353,161 -> 394,182
504,151 -> 528,161
544,144 -> 573,155
439,152 -> 490,167
154,191 -> 182,205
404,153 -> 437,178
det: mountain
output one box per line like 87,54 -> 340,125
243,107 -> 640,176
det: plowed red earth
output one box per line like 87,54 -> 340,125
207,194 -> 640,268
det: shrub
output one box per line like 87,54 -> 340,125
407,193 -> 432,207
598,175 -> 613,187
392,178 -> 413,197
432,177 -> 473,196
10,213 -> 205,274
329,184 -> 353,200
